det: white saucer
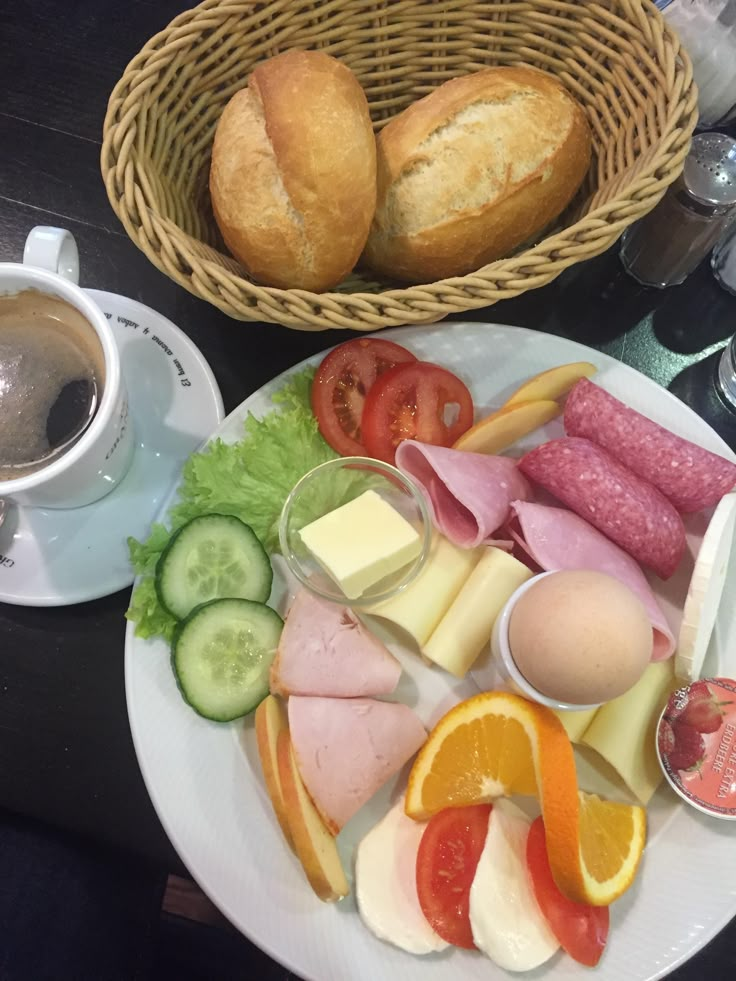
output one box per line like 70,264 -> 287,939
0,290 -> 224,606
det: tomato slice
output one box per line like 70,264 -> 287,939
311,338 -> 417,456
526,816 -> 609,967
362,362 -> 474,464
415,803 -> 492,950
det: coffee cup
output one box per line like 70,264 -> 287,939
0,227 -> 134,508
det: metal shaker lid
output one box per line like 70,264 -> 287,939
682,133 -> 736,208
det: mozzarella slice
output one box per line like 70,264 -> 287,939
676,492 -> 736,682
469,800 -> 559,972
355,798 -> 448,955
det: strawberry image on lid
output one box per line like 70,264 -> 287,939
656,678 -> 736,820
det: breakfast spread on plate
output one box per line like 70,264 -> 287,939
125,331 -> 736,973
208,51 -> 592,290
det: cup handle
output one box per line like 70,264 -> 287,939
23,226 -> 80,284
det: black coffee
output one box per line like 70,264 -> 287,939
0,289 -> 106,480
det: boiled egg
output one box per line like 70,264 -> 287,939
508,569 -> 652,706
355,797 -> 448,955
469,798 -> 559,971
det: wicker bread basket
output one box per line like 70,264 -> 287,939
101,0 -> 697,331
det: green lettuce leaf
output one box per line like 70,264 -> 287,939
126,365 -> 369,641
126,575 -> 178,644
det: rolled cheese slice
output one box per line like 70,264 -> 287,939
423,547 -> 533,677
580,660 -> 675,804
363,533 -> 482,649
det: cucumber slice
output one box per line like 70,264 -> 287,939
156,514 -> 272,620
172,598 -> 283,721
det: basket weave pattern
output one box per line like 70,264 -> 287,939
101,0 -> 697,331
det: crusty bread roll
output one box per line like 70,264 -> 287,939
362,66 -> 592,283
210,49 -> 376,292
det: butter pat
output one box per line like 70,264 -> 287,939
298,490 -> 422,599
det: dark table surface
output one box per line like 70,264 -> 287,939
1,2 -> 736,978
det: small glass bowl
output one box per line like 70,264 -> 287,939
490,572 -> 603,713
278,456 -> 432,607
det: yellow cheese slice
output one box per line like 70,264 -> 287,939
452,400 -> 561,455
579,660 -> 675,805
552,708 -> 599,744
363,533 -> 482,649
504,361 -> 597,406
423,548 -> 533,677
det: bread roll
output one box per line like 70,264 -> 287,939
362,66 -> 592,283
210,50 -> 376,292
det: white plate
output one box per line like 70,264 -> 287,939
0,290 -> 224,605
125,322 -> 736,981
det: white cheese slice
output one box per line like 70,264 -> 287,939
363,532 -> 482,648
355,798 -> 448,955
423,547 -> 533,677
469,799 -> 559,972
298,489 -> 422,599
675,492 -> 736,682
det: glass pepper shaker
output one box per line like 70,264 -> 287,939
718,334 -> 736,410
712,220 -> 736,294
619,133 -> 736,288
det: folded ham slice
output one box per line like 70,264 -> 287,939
511,501 -> 676,660
395,440 -> 532,548
270,590 -> 401,698
288,696 -> 426,834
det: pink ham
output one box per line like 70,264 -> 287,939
395,440 -> 532,548
518,437 -> 686,579
565,378 -> 736,513
511,501 -> 676,660
288,696 -> 426,834
270,589 -> 401,698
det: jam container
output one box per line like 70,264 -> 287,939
656,678 -> 736,820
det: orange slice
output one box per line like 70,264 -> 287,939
405,691 -> 646,906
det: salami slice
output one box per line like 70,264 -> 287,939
395,440 -> 531,548
565,378 -> 736,513
518,437 -> 686,579
511,501 -> 676,660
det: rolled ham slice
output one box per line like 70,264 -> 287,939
395,440 -> 532,548
270,589 -> 401,698
288,696 -> 426,834
565,378 -> 736,513
518,437 -> 686,580
511,501 -> 676,660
